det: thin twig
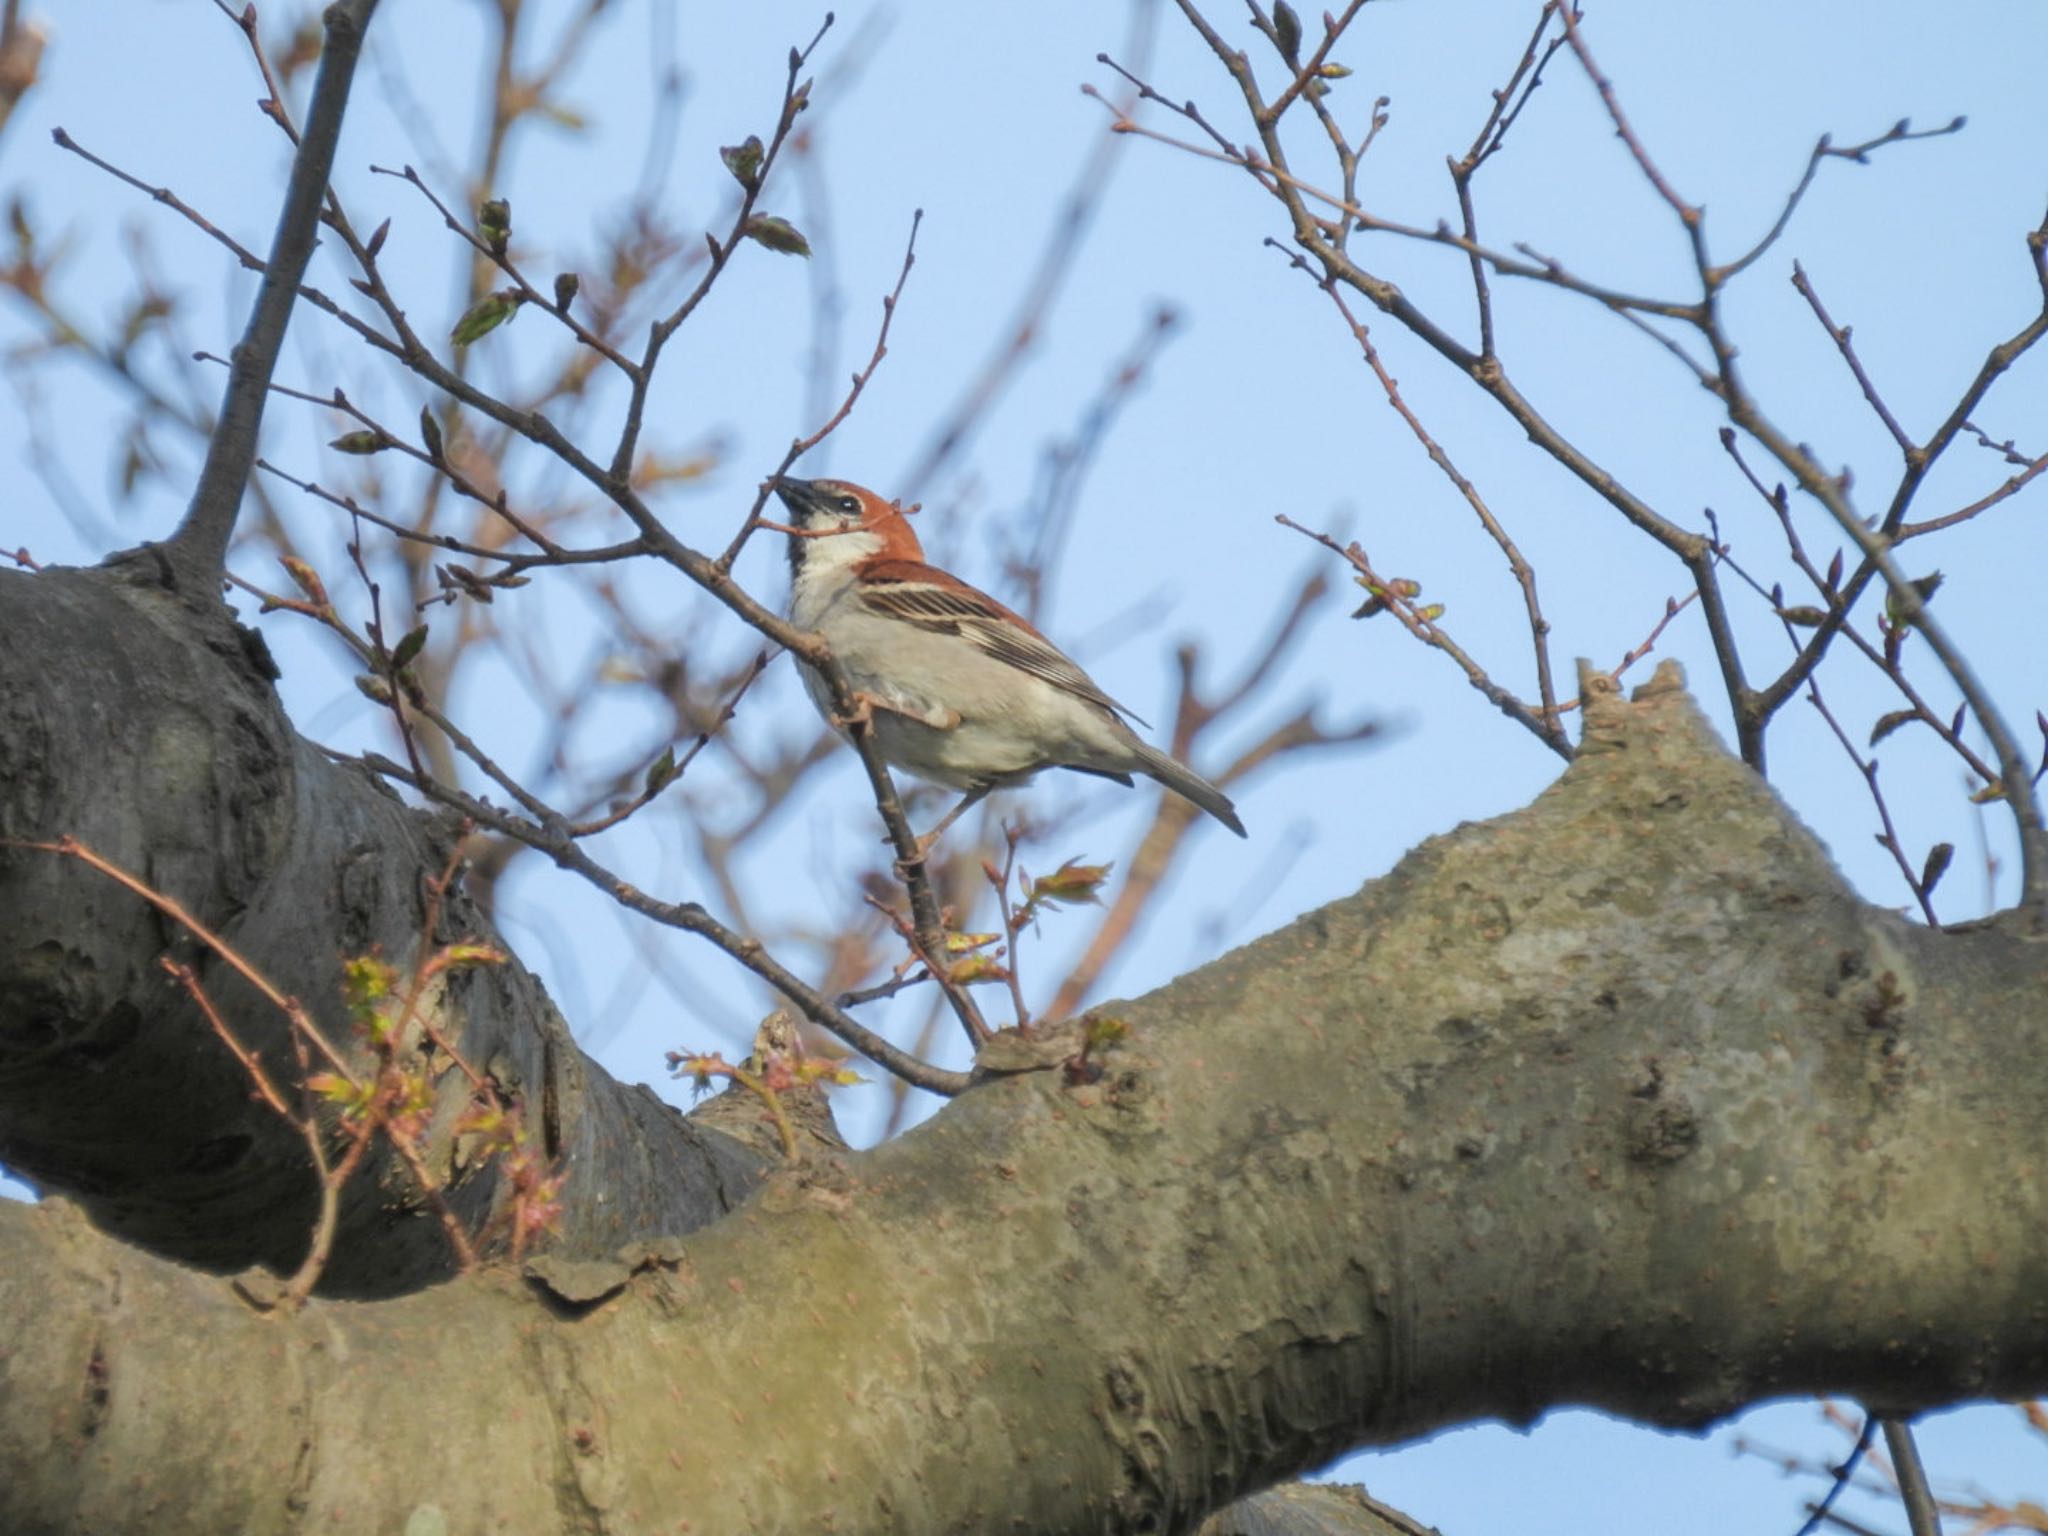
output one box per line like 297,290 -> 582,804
609,14 -> 836,480
863,894 -> 995,1048
1308,268 -> 1565,750
20,836 -> 357,1081
1790,1415 -> 1878,1536
160,957 -> 295,1120
1899,449 -> 2048,539
1791,263 -> 1914,455
1715,117 -> 1966,287
1802,676 -> 1942,925
988,825 -> 1032,1030
352,749 -> 970,1095
368,161 -> 639,376
716,208 -> 924,571
1276,513 -> 1558,749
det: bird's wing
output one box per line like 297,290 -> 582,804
853,559 -> 1148,728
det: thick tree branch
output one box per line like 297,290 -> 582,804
0,562 -> 778,1294
4,663 -> 2042,1533
164,0 -> 379,585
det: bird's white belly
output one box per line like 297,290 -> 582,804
793,588 -> 1125,790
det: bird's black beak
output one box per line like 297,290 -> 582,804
772,477 -> 823,518
769,477 -> 829,577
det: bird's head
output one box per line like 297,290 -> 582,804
769,477 -> 924,580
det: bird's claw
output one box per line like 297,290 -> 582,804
832,690 -> 884,731
835,691 -> 960,733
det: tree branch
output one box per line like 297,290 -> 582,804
5,664 -> 2043,1533
164,0 -> 381,586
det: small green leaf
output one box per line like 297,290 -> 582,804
668,1052 -> 728,1095
1082,1013 -> 1130,1053
1415,602 -> 1445,623
341,954 -> 400,1025
478,197 -> 512,255
1777,605 -> 1829,628
742,214 -> 811,258
451,289 -> 523,346
948,952 -> 1011,986
1029,859 -> 1113,909
1317,61 -> 1351,80
1868,709 -> 1918,747
720,135 -> 765,191
1885,570 -> 1943,625
355,674 -> 394,705
644,746 -> 678,798
328,430 -> 387,455
307,1072 -> 375,1116
390,623 -> 429,670
419,406 -> 444,463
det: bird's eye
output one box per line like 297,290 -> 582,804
836,495 -> 861,515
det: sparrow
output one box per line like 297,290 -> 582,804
769,476 -> 1246,848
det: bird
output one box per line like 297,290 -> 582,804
767,475 -> 1245,851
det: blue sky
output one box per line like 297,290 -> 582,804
4,1 -> 2044,1529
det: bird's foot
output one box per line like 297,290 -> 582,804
882,826 -> 943,874
832,690 -> 884,731
834,691 -> 960,733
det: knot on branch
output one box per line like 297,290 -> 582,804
1544,657 -> 1847,913
1574,655 -> 1689,757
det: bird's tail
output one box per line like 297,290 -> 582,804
1133,742 -> 1246,837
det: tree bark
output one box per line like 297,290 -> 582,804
3,602 -> 2042,1533
0,560 -> 771,1293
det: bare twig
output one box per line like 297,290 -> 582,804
609,14 -> 837,481
1790,262 -> 1914,455
369,162 -> 640,376
1899,450 -> 2048,539
352,749 -> 970,1096
716,208 -> 925,571
1276,513 -> 1558,748
19,836 -> 356,1080
160,957 -> 296,1121
1788,1414 -> 1878,1536
863,895 -> 994,1048
1802,675 -> 1942,926
1716,118 -> 1966,287
1303,265 -> 1565,751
